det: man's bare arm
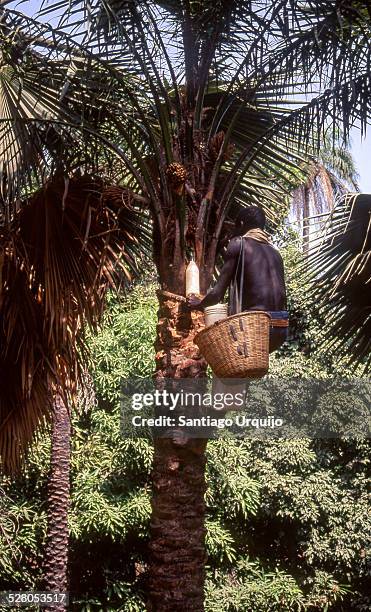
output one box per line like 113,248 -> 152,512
187,238 -> 241,310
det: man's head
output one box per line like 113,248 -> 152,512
235,206 -> 266,235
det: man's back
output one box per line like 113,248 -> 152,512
231,236 -> 287,313
187,205 -> 288,352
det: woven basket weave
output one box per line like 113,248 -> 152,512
195,311 -> 271,379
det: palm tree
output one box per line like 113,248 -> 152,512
43,395 -> 71,610
1,1 -> 371,609
0,174 -> 148,602
292,133 -> 360,251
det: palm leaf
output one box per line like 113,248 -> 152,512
306,193 -> 371,370
0,8 -> 163,224
0,173 -> 150,472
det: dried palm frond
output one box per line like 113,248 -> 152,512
0,258 -> 51,473
0,174 -> 149,472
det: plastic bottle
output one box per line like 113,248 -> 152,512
186,259 -> 200,296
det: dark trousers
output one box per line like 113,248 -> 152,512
268,310 -> 289,353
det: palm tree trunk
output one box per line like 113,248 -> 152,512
43,394 -> 71,611
148,290 -> 207,612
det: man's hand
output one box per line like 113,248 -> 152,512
187,294 -> 203,310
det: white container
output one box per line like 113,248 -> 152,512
186,260 -> 200,295
204,303 -> 228,327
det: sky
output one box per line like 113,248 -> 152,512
10,0 -> 371,193
349,127 -> 371,193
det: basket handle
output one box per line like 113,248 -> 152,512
230,237 -> 245,315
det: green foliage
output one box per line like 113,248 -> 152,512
206,520 -> 237,564
0,484 -> 47,588
205,561 -> 350,611
206,439 -> 260,521
205,560 -> 306,612
88,282 -> 157,403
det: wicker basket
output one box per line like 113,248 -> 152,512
195,311 -> 271,379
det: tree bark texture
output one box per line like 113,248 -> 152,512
43,395 -> 71,611
148,290 -> 208,612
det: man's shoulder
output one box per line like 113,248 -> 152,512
226,236 -> 243,256
228,236 -> 243,248
242,237 -> 284,261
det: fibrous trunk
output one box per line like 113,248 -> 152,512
148,290 -> 208,612
43,394 -> 71,611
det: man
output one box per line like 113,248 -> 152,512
188,206 -> 288,352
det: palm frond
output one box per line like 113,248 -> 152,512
306,193 -> 371,370
0,173 -> 150,472
0,8 -> 163,223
